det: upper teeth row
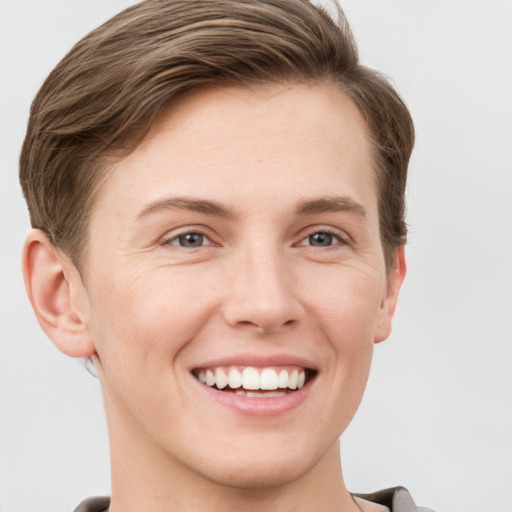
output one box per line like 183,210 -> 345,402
196,367 -> 306,391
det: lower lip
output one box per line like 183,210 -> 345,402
192,376 -> 315,417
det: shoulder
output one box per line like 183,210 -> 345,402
73,496 -> 110,512
74,488 -> 435,512
355,487 -> 435,512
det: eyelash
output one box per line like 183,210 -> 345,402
160,227 -> 349,250
161,230 -> 214,249
296,227 -> 349,248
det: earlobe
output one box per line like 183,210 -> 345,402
22,229 -> 96,358
374,246 -> 407,344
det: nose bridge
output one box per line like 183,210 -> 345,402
223,237 -> 302,333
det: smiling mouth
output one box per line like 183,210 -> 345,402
192,366 -> 316,397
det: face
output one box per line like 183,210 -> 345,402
77,84 -> 403,488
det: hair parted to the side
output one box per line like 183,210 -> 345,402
19,0 -> 414,272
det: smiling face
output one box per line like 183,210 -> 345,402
75,84 -> 404,492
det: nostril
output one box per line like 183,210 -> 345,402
235,318 -> 297,332
238,320 -> 255,327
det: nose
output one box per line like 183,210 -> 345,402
222,245 -> 304,334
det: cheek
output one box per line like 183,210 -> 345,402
84,266 -> 223,431
86,264 -> 220,370
300,264 -> 383,416
302,262 -> 385,343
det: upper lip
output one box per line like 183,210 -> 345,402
189,354 -> 318,372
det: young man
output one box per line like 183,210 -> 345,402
19,1 -> 432,510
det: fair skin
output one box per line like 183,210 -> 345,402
23,84 -> 404,512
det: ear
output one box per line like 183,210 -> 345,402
374,246 -> 406,344
22,229 -> 96,358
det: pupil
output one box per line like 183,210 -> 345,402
310,232 -> 332,246
179,233 -> 203,247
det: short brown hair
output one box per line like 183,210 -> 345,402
19,0 -> 414,271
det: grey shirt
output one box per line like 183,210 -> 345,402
74,486 -> 435,511
355,487 -> 435,512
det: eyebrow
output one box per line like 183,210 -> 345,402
136,196 -> 239,220
136,194 -> 366,221
295,196 -> 367,217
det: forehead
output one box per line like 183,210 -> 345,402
91,83 -> 377,225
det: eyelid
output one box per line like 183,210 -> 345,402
295,225 -> 351,247
158,225 -> 218,247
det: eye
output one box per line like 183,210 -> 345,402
167,232 -> 210,248
298,229 -> 345,248
307,232 -> 336,247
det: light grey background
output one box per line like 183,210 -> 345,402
1,1 -> 511,511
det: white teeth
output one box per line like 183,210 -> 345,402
297,370 -> 305,389
196,366 -> 310,392
260,368 -> 278,390
242,367 -> 260,390
228,368 -> 242,389
245,391 -> 287,397
288,369 -> 298,390
264,391 -> 287,397
215,368 -> 228,389
235,389 -> 287,397
205,369 -> 215,387
278,369 -> 288,388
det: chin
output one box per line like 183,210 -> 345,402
206,461 -> 309,490
194,438 -> 321,490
